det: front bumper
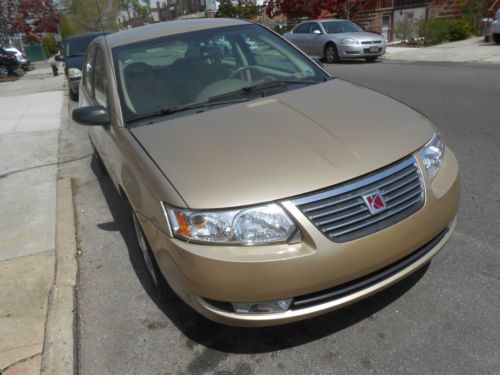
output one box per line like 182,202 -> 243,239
139,148 -> 459,327
339,44 -> 386,59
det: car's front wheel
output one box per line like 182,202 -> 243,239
324,43 -> 339,64
494,34 -> 500,45
131,210 -> 171,297
69,87 -> 78,101
0,64 -> 9,78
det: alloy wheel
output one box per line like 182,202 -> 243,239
325,45 -> 337,64
0,65 -> 9,78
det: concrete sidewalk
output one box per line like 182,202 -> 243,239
0,68 -> 65,374
384,37 -> 500,64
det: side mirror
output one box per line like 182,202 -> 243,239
54,54 -> 65,62
313,29 -> 322,35
72,105 -> 110,126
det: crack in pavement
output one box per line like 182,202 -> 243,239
1,351 -> 42,373
0,154 -> 92,180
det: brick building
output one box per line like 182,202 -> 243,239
350,0 -> 463,41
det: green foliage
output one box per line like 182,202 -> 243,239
418,18 -> 472,45
459,0 -> 496,35
41,33 -> 59,56
217,0 -> 237,17
448,19 -> 472,41
217,0 -> 261,19
58,14 -> 79,41
61,0 -> 120,33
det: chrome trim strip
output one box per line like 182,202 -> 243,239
385,181 -> 421,202
382,174 -> 420,195
292,157 -> 416,206
331,196 -> 422,237
316,205 -> 369,226
308,199 -> 364,220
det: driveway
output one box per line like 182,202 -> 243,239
384,37 -> 500,64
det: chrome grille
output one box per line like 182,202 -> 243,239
361,40 -> 383,45
292,157 -> 424,243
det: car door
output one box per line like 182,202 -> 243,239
289,23 -> 310,53
86,45 -> 120,187
305,22 -> 324,56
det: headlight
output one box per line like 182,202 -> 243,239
165,203 -> 300,245
68,68 -> 82,79
340,38 -> 360,45
420,132 -> 445,181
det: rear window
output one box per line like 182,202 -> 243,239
66,35 -> 99,57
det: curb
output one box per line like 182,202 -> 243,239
41,177 -> 77,375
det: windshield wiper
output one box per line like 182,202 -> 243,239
126,97 -> 250,124
208,79 -> 319,102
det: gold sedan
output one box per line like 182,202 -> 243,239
73,18 -> 459,327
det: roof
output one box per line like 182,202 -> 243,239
66,32 -> 108,41
103,18 -> 251,48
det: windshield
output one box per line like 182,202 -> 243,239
112,24 -> 327,123
322,21 -> 364,34
66,35 -> 99,57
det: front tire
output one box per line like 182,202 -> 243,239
494,34 -> 500,45
0,64 -> 9,78
131,210 -> 170,295
69,87 -> 78,101
324,43 -> 339,64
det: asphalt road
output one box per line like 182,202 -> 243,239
62,60 -> 500,375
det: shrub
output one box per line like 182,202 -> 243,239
418,18 -> 472,45
448,19 -> 472,41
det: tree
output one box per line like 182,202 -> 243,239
0,0 -> 59,35
117,0 -> 152,26
217,0 -> 261,19
264,0 -> 345,21
64,0 -> 120,33
460,0 -> 496,34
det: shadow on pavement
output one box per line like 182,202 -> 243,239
91,157 -> 429,354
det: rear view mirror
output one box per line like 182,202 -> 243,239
55,54 -> 65,62
72,105 -> 110,126
313,30 -> 322,35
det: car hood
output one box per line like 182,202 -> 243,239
130,79 -> 434,209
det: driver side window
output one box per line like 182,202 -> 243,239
294,23 -> 310,34
310,23 -> 322,34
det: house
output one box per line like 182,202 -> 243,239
350,0 -> 463,41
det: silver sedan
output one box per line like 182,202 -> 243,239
284,19 -> 386,63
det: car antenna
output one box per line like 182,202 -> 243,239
94,0 -> 111,51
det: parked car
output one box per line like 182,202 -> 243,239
491,9 -> 500,44
4,46 -> 31,71
57,32 -> 108,101
72,18 -> 459,327
0,48 -> 21,77
284,19 -> 386,63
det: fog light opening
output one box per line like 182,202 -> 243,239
232,298 -> 293,314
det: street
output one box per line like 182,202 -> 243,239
59,61 -> 500,374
